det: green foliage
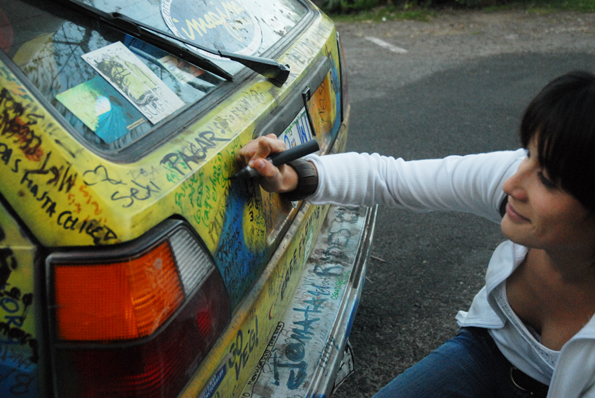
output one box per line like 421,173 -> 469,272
318,0 -> 595,14
525,0 -> 595,12
454,0 -> 484,6
319,0 -> 379,13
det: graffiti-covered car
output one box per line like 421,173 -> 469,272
0,0 -> 377,397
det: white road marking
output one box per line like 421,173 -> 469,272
364,36 -> 408,54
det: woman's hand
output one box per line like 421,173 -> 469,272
236,134 -> 299,193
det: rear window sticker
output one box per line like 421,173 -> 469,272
56,76 -> 147,144
161,0 -> 262,57
158,55 -> 205,84
82,42 -> 185,124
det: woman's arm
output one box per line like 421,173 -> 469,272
307,149 -> 526,222
236,135 -> 525,222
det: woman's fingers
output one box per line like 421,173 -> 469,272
237,134 -> 285,167
250,134 -> 285,165
236,135 -> 292,192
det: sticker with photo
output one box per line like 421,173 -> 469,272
82,42 -> 185,124
57,76 -> 147,144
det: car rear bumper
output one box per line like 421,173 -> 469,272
241,204 -> 377,398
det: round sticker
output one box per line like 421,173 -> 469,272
161,0 -> 262,57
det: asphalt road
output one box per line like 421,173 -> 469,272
330,9 -> 595,398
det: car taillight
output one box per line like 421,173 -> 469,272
47,221 -> 231,398
54,240 -> 183,341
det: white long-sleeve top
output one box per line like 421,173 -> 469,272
305,149 -> 595,398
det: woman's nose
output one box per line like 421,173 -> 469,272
503,160 -> 530,202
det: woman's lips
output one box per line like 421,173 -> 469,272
506,202 -> 530,222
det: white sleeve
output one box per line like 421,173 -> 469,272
305,148 -> 526,223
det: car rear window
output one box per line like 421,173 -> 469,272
0,0 -> 307,153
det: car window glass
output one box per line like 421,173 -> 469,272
90,0 -> 307,73
0,0 -> 307,154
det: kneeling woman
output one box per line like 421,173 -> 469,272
237,71 -> 595,398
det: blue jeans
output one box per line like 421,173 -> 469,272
373,328 -> 537,398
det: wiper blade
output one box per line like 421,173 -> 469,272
120,15 -> 291,84
218,50 -> 290,85
52,0 -> 290,84
121,15 -> 290,85
53,0 -> 232,81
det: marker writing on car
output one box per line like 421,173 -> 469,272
229,139 -> 319,180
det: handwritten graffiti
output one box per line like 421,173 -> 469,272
161,86 -> 267,180
180,1 -> 246,42
0,231 -> 38,397
21,151 -> 77,198
285,36 -> 319,70
174,141 -> 234,238
83,165 -> 162,208
0,227 -> 37,365
161,131 -> 230,176
0,88 -> 44,161
258,207 -> 363,392
0,294 -> 37,359
239,206 -> 366,396
274,207 -> 321,304
110,180 -> 161,207
127,166 -> 160,182
313,209 -> 357,278
229,90 -> 267,121
0,292 -> 38,397
245,321 -> 283,395
66,184 -> 102,218
0,70 -> 120,244
279,255 -> 298,302
330,271 -> 350,301
56,210 -> 116,243
0,292 -> 33,332
308,75 -> 333,138
0,345 -> 37,396
83,165 -> 125,186
273,282 -> 329,390
172,135 -> 268,305
214,180 -> 265,307
228,316 -> 259,381
0,223 -> 39,397
0,234 -> 16,296
0,143 -> 117,245
0,143 -> 21,186
266,206 -> 322,307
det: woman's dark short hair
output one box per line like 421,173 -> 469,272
520,70 -> 595,211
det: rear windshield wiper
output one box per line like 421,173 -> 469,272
52,0 -> 290,84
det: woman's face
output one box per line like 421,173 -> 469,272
501,137 -> 595,253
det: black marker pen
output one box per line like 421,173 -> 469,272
230,139 -> 319,180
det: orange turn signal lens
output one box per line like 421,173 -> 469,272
54,242 -> 184,341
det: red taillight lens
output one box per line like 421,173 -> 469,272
54,242 -> 183,341
54,272 -> 229,398
49,223 -> 231,398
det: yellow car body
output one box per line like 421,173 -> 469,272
0,1 -> 377,397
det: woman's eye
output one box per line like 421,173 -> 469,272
538,171 -> 556,189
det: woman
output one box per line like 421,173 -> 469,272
237,71 -> 595,397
